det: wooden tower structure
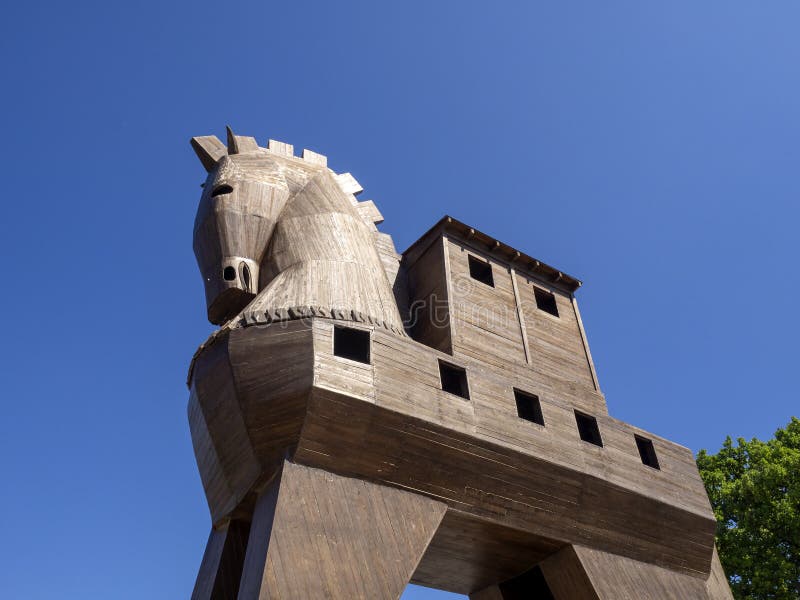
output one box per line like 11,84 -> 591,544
186,128 -> 733,599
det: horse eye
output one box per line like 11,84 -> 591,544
211,184 -> 233,197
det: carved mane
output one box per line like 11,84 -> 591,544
190,129 -> 406,335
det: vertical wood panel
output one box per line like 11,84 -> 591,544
238,460 -> 446,600
192,520 -> 251,600
510,268 -> 532,365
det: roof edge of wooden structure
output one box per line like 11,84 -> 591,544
402,215 -> 583,294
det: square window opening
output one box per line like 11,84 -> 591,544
514,389 -> 544,426
333,326 -> 371,364
468,255 -> 494,287
439,360 -> 470,399
534,287 -> 559,317
575,411 -> 603,446
635,435 -> 660,469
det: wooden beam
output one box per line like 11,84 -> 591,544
191,520 -> 251,600
238,460 -> 446,599
510,268 -> 532,365
539,545 -> 720,600
302,148 -> 327,166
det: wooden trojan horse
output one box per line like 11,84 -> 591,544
186,127 -> 733,599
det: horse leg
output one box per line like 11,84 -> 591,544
192,519 -> 251,600
471,544 -> 731,600
237,459 -> 447,600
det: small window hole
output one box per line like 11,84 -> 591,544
514,389 -> 544,425
333,327 -> 371,364
635,435 -> 660,469
468,255 -> 494,287
223,266 -> 237,281
438,361 -> 470,399
575,411 -> 603,446
534,287 -> 559,317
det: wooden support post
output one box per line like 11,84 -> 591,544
470,544 -> 732,600
538,545 -> 733,600
509,268 -> 532,365
192,519 -> 251,600
238,460 -> 447,599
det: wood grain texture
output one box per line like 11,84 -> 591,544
186,133 -> 731,598
192,520 -> 251,600
294,384 -> 716,590
404,235 -> 452,353
705,547 -> 734,600
538,544 -> 733,600
468,586 -> 505,600
400,235 -> 606,416
189,334 -> 261,523
191,132 -> 404,328
238,460 -> 446,600
538,546 -> 601,600
413,510 -> 563,593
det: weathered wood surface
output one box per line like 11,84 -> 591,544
237,460 -> 446,600
189,314 -> 718,593
186,132 -> 731,598
413,510 -> 563,593
295,385 -> 715,589
192,520 -> 250,600
706,548 -> 735,599
538,544 -> 733,600
470,544 -> 732,599
191,129 -> 403,329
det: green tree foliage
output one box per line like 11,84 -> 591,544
696,417 -> 800,599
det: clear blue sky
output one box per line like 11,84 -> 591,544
1,2 -> 797,598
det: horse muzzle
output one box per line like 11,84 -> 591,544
205,256 -> 260,325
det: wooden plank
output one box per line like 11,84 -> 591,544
510,268 -> 532,365
571,296 -> 600,391
539,546 -> 600,600
334,172 -> 364,196
191,135 -> 227,171
238,460 -> 446,599
267,139 -> 293,156
540,544 -> 714,600
191,520 -> 250,600
441,235 -> 457,343
294,387 -> 717,586
189,335 -> 261,523
356,199 -> 384,225
705,547 -> 734,600
301,148 -> 327,166
414,510 -> 563,594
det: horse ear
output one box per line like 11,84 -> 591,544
226,125 -> 240,155
191,135 -> 227,171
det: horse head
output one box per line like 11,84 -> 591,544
191,127 -> 291,325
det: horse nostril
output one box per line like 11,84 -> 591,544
212,184 -> 233,197
240,262 -> 252,293
223,266 -> 236,281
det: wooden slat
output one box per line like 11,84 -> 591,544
238,460 -> 446,599
541,544 -> 713,599
191,520 -> 250,600
267,139 -> 293,156
301,148 -> 327,166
